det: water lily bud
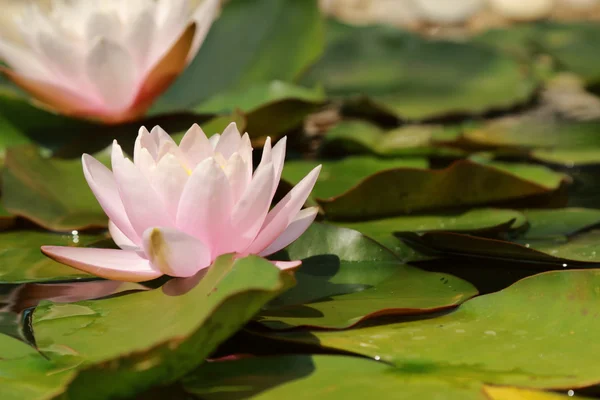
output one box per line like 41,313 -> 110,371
42,123 -> 321,282
0,0 -> 220,123
414,0 -> 484,24
489,0 -> 555,21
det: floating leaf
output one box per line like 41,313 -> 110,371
32,255 -> 291,400
154,0 -> 324,112
183,355 -> 488,400
321,119 -> 463,157
2,146 -> 108,231
521,208 -> 600,238
262,270 -> 600,389
0,204 -> 16,231
302,23 -> 537,120
0,231 -> 107,283
0,334 -> 77,400
283,159 -> 567,220
260,224 -> 477,329
338,208 -> 527,257
537,22 -> 600,85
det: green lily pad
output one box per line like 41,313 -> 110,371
463,119 -> 600,152
302,23 -> 537,120
2,146 -> 108,231
260,224 -> 477,329
183,355 -> 585,400
521,208 -> 600,238
283,158 -> 567,220
338,208 -> 527,257
282,156 -> 428,200
262,270 -> 600,389
320,119 -> 464,157
32,255 -> 291,400
532,150 -> 600,167
183,355 -> 488,400
0,334 -> 77,400
537,22 -> 600,85
154,0 -> 324,112
0,230 -> 108,283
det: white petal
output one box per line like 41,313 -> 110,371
35,31 -> 85,90
271,260 -> 302,271
245,165 -> 321,255
176,157 -> 233,257
125,7 -> 155,71
85,11 -> 123,42
259,207 -> 319,256
86,38 -> 137,111
134,127 -> 158,161
188,0 -> 220,62
142,227 -> 211,277
209,133 -> 221,149
0,38 -> 53,80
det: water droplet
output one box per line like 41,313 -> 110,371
568,390 -> 575,397
455,329 -> 465,333
484,330 -> 497,336
562,263 -> 568,268
525,243 -> 530,248
374,356 -> 381,361
71,230 -> 78,235
412,336 -> 427,340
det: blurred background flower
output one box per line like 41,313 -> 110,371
0,0 -> 220,123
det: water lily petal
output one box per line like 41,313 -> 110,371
259,207 -> 319,256
126,7 -> 155,71
0,38 -> 53,80
111,141 -> 173,235
188,0 -> 220,61
35,31 -> 85,91
215,122 -> 242,159
152,153 -> 189,217
177,157 -> 233,256
271,260 -> 302,271
86,38 -> 137,111
142,227 -> 211,277
245,165 -> 321,254
224,153 -> 250,203
271,136 -> 287,197
231,162 -> 275,252
85,11 -> 123,42
179,123 -> 213,170
41,246 -> 161,282
82,153 -> 139,244
109,220 -> 138,251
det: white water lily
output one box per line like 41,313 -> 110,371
0,0 -> 220,123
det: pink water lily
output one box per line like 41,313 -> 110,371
42,123 -> 321,282
0,0 -> 220,123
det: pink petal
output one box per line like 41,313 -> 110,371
231,162 -> 275,252
259,207 -> 319,256
35,31 -> 85,93
179,124 -> 213,170
82,154 -> 139,245
0,37 -> 53,80
111,142 -> 173,236
245,165 -> 321,255
271,260 -> 302,271
134,127 -> 158,163
215,123 -> 242,159
142,227 -> 211,278
41,246 -> 161,282
109,220 -> 138,251
209,133 -> 221,149
150,126 -> 177,148
151,153 -> 189,218
224,153 -> 250,203
271,137 -> 287,197
176,157 -> 234,257
85,38 -> 137,111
